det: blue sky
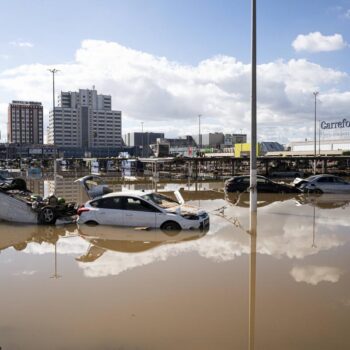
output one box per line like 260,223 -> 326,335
1,0 -> 350,142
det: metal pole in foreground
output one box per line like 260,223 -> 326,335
313,92 -> 319,174
249,2 -> 257,348
250,0 -> 257,216
49,68 -> 59,194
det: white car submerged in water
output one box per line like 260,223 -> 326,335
76,176 -> 210,231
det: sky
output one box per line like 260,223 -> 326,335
0,0 -> 350,143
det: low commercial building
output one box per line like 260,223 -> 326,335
224,134 -> 247,147
289,139 -> 350,154
150,139 -> 170,158
0,143 -> 57,160
234,142 -> 284,157
123,132 -> 164,147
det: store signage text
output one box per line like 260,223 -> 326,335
321,119 -> 350,130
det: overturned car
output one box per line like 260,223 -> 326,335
0,178 -> 77,225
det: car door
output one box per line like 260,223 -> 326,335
256,177 -> 272,193
123,196 -> 159,228
314,177 -> 333,193
92,196 -> 124,226
239,177 -> 250,192
330,177 -> 350,193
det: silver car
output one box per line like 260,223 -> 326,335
293,174 -> 350,194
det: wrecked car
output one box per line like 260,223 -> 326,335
0,178 -> 77,225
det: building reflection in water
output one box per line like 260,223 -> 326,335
0,223 -> 76,278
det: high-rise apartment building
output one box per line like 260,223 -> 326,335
48,88 -> 122,150
8,101 -> 43,144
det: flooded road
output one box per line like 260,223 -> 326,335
0,179 -> 350,349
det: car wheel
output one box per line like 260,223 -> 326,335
313,188 -> 323,194
38,207 -> 56,225
161,221 -> 181,235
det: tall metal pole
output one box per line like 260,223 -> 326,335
49,68 -> 59,194
249,3 -> 257,348
250,0 -> 257,216
318,120 -> 321,155
198,114 -> 202,149
313,92 -> 319,174
141,122 -> 144,157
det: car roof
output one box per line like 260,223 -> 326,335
230,175 -> 269,180
308,174 -> 340,180
97,190 -> 154,200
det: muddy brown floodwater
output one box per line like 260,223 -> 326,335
0,179 -> 350,349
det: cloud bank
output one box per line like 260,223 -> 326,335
0,39 -> 349,142
292,32 -> 347,52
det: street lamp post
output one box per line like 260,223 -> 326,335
198,114 -> 202,150
313,92 -> 319,174
250,0 -> 257,217
48,68 -> 59,194
141,122 -> 144,157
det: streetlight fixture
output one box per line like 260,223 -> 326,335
313,91 -> 319,174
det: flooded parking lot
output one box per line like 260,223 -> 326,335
1,178 -> 350,349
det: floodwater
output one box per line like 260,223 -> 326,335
1,178 -> 350,349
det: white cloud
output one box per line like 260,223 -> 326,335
292,32 -> 347,52
290,265 -> 342,285
0,39 -> 349,142
10,41 -> 34,48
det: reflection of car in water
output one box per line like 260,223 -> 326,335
225,175 -> 300,193
0,179 -> 77,225
76,225 -> 207,262
293,174 -> 350,194
226,192 -> 300,208
295,193 -> 350,209
76,176 -> 210,231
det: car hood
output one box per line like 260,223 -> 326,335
165,204 -> 206,216
293,177 -> 306,185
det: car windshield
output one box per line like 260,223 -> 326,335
306,175 -> 318,182
142,193 -> 179,209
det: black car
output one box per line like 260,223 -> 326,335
224,175 -> 301,193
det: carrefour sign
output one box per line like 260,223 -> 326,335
321,119 -> 350,129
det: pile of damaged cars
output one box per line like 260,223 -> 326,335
0,175 -> 210,233
0,178 -> 77,225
